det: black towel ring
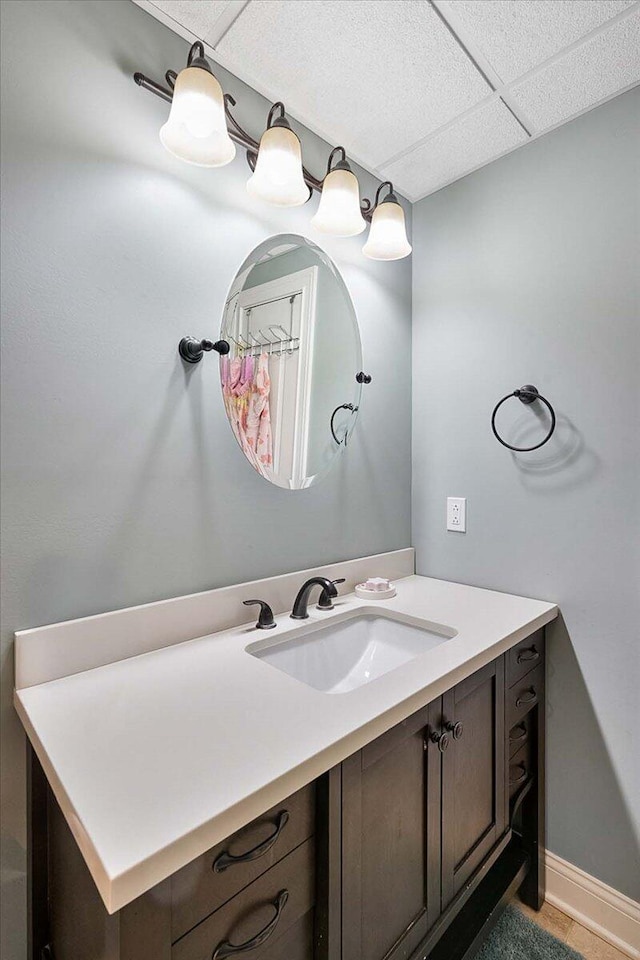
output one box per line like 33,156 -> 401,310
331,403 -> 358,445
491,385 -> 556,452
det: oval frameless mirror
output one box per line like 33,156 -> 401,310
219,234 -> 363,489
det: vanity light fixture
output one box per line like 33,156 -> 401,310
246,102 -> 311,207
158,42 -> 235,167
362,182 -> 412,261
311,147 -> 366,237
134,43 -> 411,259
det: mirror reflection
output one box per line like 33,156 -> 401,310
220,235 -> 363,489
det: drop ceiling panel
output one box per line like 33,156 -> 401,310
216,0 -> 490,167
510,9 -> 640,130
138,0 -> 246,47
442,0 -> 636,84
383,98 -> 528,200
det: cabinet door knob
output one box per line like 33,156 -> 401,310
445,720 -> 464,741
429,730 -> 450,753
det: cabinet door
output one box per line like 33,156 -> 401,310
441,658 -> 506,907
342,701 -> 441,960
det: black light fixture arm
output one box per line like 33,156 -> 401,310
326,146 -> 347,174
187,41 -> 205,65
133,72 -> 173,104
223,94 -> 258,155
374,180 -> 396,205
133,42 -> 405,222
267,101 -> 287,128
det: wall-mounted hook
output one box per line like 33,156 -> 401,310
178,337 -> 230,364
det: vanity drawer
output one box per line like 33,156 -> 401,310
508,717 -> 530,759
171,784 -> 315,941
507,630 -> 544,688
172,840 -> 315,960
509,741 -> 533,799
507,663 -> 544,727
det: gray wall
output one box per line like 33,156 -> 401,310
0,2 -> 412,956
412,89 -> 639,899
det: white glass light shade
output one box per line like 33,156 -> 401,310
160,67 -> 236,167
311,168 -> 366,237
246,125 -> 309,206
362,199 -> 412,260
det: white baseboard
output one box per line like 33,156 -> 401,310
545,850 -> 640,959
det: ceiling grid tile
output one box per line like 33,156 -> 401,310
381,97 -> 528,201
139,0 -> 250,47
441,0 -> 638,83
508,8 -> 640,130
215,0 -> 491,166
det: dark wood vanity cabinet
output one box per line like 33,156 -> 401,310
340,658 -> 508,960
43,783 -> 317,960
441,658 -> 506,907
341,700 -> 442,960
33,631 -> 545,960
170,785 -> 316,944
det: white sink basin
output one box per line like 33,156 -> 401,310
247,612 -> 456,694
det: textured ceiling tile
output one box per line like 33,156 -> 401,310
142,0 -> 235,47
446,0 -> 636,83
217,0 -> 490,166
381,98 -> 528,200
509,11 -> 640,130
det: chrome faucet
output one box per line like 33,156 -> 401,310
291,577 -> 340,620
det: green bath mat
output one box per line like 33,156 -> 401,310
476,905 -> 584,960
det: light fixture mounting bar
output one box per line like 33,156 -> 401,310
133,54 -> 376,221
133,72 -> 173,104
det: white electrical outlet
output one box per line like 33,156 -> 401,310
447,497 -> 466,532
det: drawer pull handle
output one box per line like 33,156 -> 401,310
509,723 -> 527,743
516,688 -> 537,707
510,763 -> 528,785
445,720 -> 464,741
212,889 -> 289,959
517,646 -> 539,664
213,812 -> 290,873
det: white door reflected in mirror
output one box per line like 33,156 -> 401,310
220,235 -> 363,490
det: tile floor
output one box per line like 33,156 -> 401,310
516,900 -> 632,960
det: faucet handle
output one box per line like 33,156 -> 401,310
243,599 -> 276,630
317,579 -> 346,610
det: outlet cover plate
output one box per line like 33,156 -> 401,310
447,497 -> 466,532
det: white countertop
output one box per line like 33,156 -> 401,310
14,572 -> 557,913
